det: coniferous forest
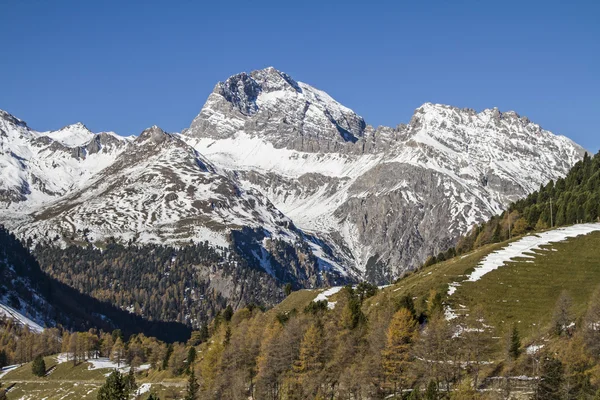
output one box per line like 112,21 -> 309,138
33,240 -> 285,328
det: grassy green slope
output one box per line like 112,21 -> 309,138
450,231 -> 600,336
374,228 -> 600,340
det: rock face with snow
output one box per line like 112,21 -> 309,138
183,67 -> 586,282
0,67 -> 587,285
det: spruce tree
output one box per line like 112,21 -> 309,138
507,325 -> 521,360
124,367 -> 137,394
31,355 -> 46,377
537,356 -> 563,400
184,367 -> 199,400
97,370 -> 127,400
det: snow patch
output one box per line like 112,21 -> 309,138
313,286 -> 343,309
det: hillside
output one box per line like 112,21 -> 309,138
0,226 -> 191,342
1,224 -> 599,399
176,223 -> 600,399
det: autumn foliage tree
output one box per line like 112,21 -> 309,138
382,307 -> 418,395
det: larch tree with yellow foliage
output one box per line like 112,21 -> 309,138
382,307 -> 418,396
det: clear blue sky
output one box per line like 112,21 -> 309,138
1,0 -> 598,152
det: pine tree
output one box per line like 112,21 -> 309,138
223,305 -> 234,322
426,290 -> 444,319
186,347 -> 196,373
199,325 -> 209,343
147,394 -> 160,400
284,283 -> 293,296
224,326 -> 232,346
111,337 -> 126,368
31,354 -> 46,377
294,323 -> 324,375
184,367 -> 199,400
97,370 -> 127,400
0,350 -> 8,369
450,378 -> 479,400
408,386 -> 421,400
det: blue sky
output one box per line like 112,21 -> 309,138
1,0 -> 598,152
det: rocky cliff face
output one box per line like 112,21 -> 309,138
0,67 -> 587,285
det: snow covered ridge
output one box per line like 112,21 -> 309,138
182,67 -> 586,278
0,66 -> 588,283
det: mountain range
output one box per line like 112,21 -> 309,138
0,67 -> 586,285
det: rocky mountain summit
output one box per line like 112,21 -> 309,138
182,67 -> 586,282
0,67 -> 587,284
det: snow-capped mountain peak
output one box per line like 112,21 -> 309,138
41,122 -> 95,147
181,68 -> 586,281
0,68 -> 588,283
